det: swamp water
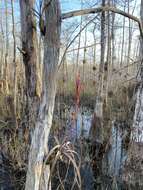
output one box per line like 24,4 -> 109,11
0,107 -> 129,189
51,107 -> 129,189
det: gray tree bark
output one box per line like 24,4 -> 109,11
19,0 -> 39,138
92,0 -> 106,144
25,0 -> 61,189
132,0 -> 143,142
11,0 -> 17,128
4,0 -> 9,94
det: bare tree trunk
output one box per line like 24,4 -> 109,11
19,0 -> 39,137
83,27 -> 87,96
93,0 -> 106,143
11,0 -> 17,128
132,0 -> 143,142
25,0 -> 61,189
111,2 -> 115,69
99,0 -> 106,99
76,7 -> 83,72
89,1 -> 106,189
127,0 -> 132,74
93,24 -> 96,67
105,0 -> 112,105
0,11 -> 4,80
120,4 -> 126,66
4,0 -> 9,94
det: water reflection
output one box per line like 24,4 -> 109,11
66,107 -> 92,142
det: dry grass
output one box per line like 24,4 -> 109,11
43,138 -> 81,190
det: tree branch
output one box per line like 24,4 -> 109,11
62,5 -> 143,38
58,15 -> 99,69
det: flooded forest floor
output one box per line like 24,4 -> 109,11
0,82 -> 143,189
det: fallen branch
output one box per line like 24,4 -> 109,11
62,5 -> 143,38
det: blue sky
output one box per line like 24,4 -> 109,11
60,0 -> 82,12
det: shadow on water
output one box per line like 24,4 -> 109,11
61,107 -> 130,189
0,106 -> 131,190
0,153 -> 15,190
51,106 -> 130,189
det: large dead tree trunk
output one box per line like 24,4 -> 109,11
19,0 -> 39,137
25,0 -> 61,189
132,0 -> 143,142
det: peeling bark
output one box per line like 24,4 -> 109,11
19,0 -> 39,135
25,0 -> 61,189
